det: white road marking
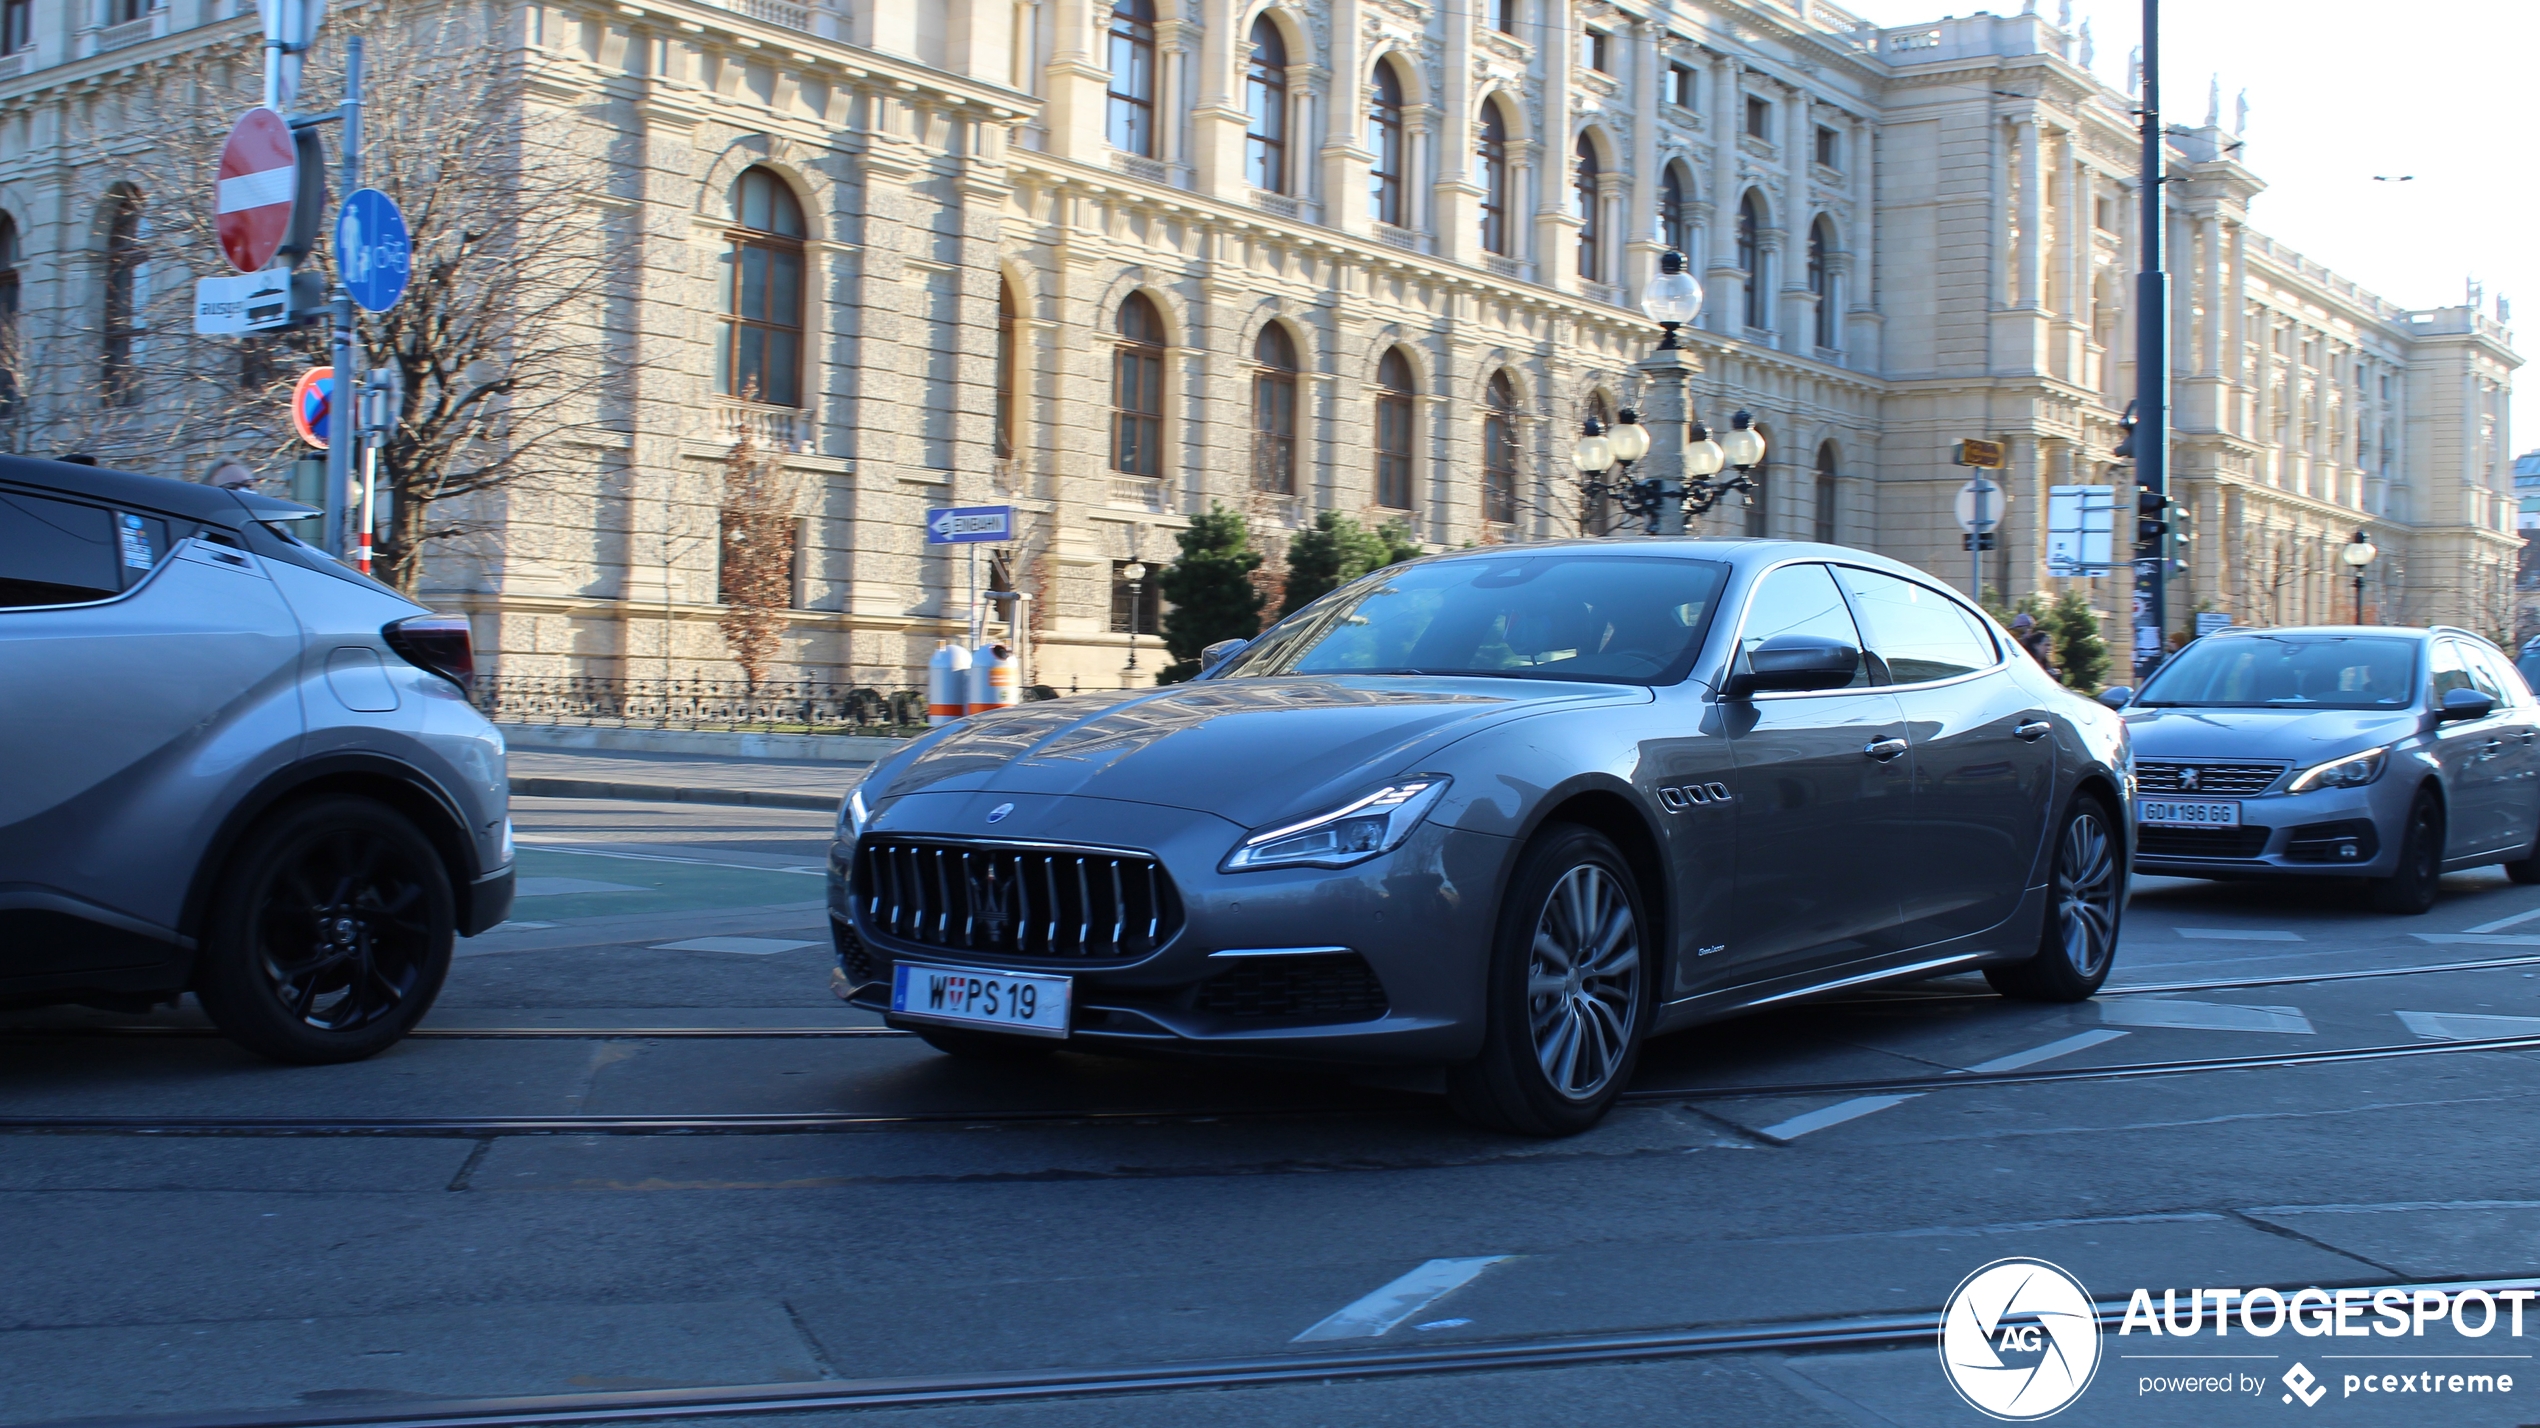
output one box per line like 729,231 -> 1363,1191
1758,1095 -> 1923,1142
2396,1010 -> 2540,1041
2464,907 -> 2540,935
2413,934 -> 2540,947
1962,1028 -> 2131,1073
1757,1031 -> 2136,1143
513,877 -> 647,898
1292,1257 -> 1514,1342
2099,1000 -> 2314,1034
653,936 -> 823,956
2175,928 -> 2304,942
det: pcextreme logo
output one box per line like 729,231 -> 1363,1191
1939,1258 -> 2103,1420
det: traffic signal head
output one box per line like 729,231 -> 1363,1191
2112,400 -> 2140,460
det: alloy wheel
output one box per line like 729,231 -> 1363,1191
251,828 -> 438,1032
1525,863 -> 1642,1101
2052,807 -> 2120,977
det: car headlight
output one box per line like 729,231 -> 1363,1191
837,783 -> 873,842
1222,778 -> 1451,872
2287,746 -> 2388,793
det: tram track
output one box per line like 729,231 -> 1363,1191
7,1029 -> 2538,1138
24,1275 -> 2540,1428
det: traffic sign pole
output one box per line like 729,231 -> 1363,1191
322,35 -> 363,559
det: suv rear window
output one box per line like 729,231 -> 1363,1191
0,489 -> 176,607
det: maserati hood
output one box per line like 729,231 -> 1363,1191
863,675 -> 1645,829
2123,704 -> 2420,761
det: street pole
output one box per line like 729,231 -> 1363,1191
1635,346 -> 1697,536
1970,478 -> 1987,602
322,35 -> 362,558
2132,0 -> 2169,677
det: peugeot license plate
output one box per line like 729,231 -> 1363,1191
890,962 -> 1072,1038
2139,799 -> 2241,828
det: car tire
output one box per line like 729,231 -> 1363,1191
914,1027 -> 1062,1061
1448,825 -> 1651,1137
2368,789 -> 2445,914
1985,793 -> 2123,1003
2502,815 -> 2540,884
194,795 -> 456,1064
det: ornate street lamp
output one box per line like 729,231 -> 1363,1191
1122,559 -> 1148,670
1572,409 -> 1659,532
1677,411 -> 1767,519
2341,530 -> 2378,625
1631,252 -> 1705,534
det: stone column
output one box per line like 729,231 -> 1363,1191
1188,0 -> 1246,197
1706,53 -> 1741,333
1434,1 -> 1479,264
1043,0 -> 1108,160
1624,17 -> 1661,306
2015,116 -> 2042,309
1847,111 -> 1878,365
1635,344 -> 1704,535
1322,0 -> 1369,234
1534,9 -> 1577,293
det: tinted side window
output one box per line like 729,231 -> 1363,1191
0,490 -> 119,607
2429,640 -> 2476,700
1736,562 -> 1871,687
1834,567 -> 1996,684
2480,646 -> 2536,705
2462,644 -> 2519,706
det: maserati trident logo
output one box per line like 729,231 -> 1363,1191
1939,1258 -> 2101,1419
968,859 -> 1015,940
2176,767 -> 2201,792
985,802 -> 1014,824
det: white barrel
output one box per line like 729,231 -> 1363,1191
967,643 -> 1017,715
926,642 -> 972,726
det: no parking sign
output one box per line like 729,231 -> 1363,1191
292,366 -> 333,449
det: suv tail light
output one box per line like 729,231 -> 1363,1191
384,614 -> 476,693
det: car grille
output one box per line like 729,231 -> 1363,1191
2137,825 -> 2274,859
854,837 -> 1180,959
1192,953 -> 1389,1022
2137,761 -> 2285,795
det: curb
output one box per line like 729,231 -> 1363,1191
509,777 -> 839,812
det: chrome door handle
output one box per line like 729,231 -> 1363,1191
2015,719 -> 2054,741
1864,737 -> 1909,762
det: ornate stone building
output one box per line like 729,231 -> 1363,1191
0,0 -> 2518,690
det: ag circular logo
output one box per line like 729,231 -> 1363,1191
1939,1258 -> 2101,1420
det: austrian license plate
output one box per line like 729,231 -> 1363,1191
890,962 -> 1072,1039
2139,799 -> 2241,828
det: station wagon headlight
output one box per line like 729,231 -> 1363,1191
2287,746 -> 2388,793
1223,778 -> 1451,872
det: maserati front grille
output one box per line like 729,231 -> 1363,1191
853,837 -> 1181,960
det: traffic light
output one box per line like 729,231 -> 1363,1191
2137,488 -> 2169,545
2112,400 -> 2140,461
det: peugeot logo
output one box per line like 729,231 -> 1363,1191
985,802 -> 1014,824
2176,767 -> 2201,792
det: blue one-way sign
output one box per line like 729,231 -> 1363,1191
926,505 -> 1014,544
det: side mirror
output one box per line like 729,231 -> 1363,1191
1198,638 -> 1250,674
2096,686 -> 2135,710
1723,635 -> 1860,699
2439,687 -> 2497,722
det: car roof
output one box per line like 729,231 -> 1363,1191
1415,536 -> 1946,585
2204,625 -> 2479,645
0,453 -> 313,528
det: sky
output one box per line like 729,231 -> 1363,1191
1839,0 -> 2540,452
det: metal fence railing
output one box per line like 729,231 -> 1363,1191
474,676 -> 934,735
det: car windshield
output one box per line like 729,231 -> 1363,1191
1214,553 -> 1730,685
2135,634 -> 2420,709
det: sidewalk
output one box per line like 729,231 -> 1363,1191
507,747 -> 871,811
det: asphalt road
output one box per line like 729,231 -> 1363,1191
8,795 -> 2540,1427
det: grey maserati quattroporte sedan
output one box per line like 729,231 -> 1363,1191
826,541 -> 2132,1134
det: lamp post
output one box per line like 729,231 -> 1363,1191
1571,409 -> 1655,534
2341,530 -> 2378,625
1634,251 -> 1705,535
1122,559 -> 1148,673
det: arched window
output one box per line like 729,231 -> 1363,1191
1573,132 -> 1602,281
1244,17 -> 1288,193
1660,167 -> 1691,257
1252,322 -> 1298,495
1808,217 -> 1835,349
1477,101 -> 1510,256
994,278 -> 1019,460
1813,441 -> 1839,543
1368,59 -> 1406,228
101,188 -> 142,406
1737,191 -> 1767,330
1482,372 -> 1519,525
1375,348 -> 1415,511
1112,293 -> 1166,477
1107,0 -> 1158,157
718,168 -> 806,408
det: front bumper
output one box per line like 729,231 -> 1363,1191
823,790 -> 1507,1064
2133,779 -> 2410,878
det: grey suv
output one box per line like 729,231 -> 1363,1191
0,456 -> 512,1060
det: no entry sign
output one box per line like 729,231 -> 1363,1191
216,107 -> 298,274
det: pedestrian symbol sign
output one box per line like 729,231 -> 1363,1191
335,189 -> 411,313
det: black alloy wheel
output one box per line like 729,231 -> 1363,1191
1449,824 -> 1650,1136
195,796 -> 454,1064
1987,794 -> 2123,1002
2368,789 -> 2445,914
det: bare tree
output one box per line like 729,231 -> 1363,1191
714,427 -> 798,690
